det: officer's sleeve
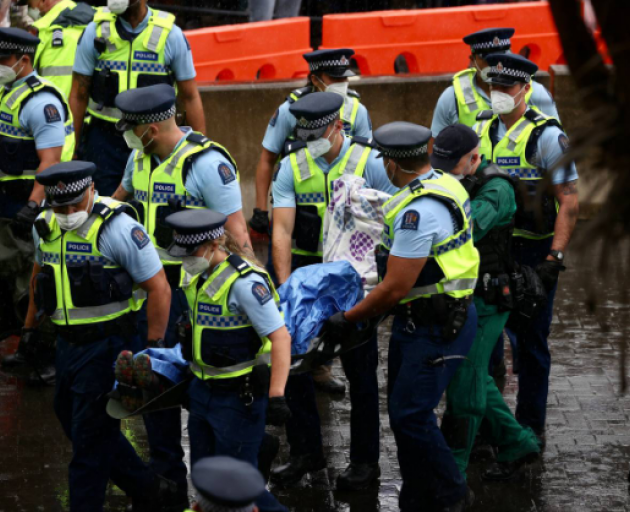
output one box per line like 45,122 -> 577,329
165,25 -> 196,81
262,102 -> 295,154
271,160 -> 297,208
228,274 -> 285,338
353,104 -> 373,139
185,154 -> 242,216
390,203 -> 439,259
20,92 -> 66,150
122,151 -> 137,193
531,81 -> 560,121
537,126 -> 579,185
73,22 -> 99,75
431,86 -> 458,138
32,224 -> 43,266
364,150 -> 399,195
471,179 -> 517,242
98,214 -> 163,284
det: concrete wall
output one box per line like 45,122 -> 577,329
197,70 -> 598,216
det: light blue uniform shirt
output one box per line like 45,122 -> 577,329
73,7 -> 196,81
431,76 -> 559,137
33,197 -> 163,284
11,72 -> 66,150
390,169 -> 457,259
122,128 -> 243,216
262,95 -> 372,155
272,136 -> 398,208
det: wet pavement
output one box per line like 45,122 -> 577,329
2,242 -> 630,511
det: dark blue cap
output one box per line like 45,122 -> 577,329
463,28 -> 514,55
373,122 -> 432,160
0,28 -> 40,57
115,83 -> 176,131
36,161 -> 96,207
303,48 -> 355,78
165,209 -> 227,257
485,53 -> 538,86
191,456 -> 265,512
289,92 -> 343,141
431,124 -> 479,173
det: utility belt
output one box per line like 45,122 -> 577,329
55,311 -> 138,344
393,294 -> 472,342
0,178 -> 33,201
202,364 -> 271,405
474,272 -> 513,311
89,115 -> 123,135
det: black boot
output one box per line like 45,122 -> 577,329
26,364 -> 56,386
482,452 -> 539,481
270,453 -> 326,486
336,462 -> 381,490
258,433 -> 280,482
1,344 -> 28,368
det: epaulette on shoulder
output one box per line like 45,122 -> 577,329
476,110 -> 494,121
286,86 -> 312,104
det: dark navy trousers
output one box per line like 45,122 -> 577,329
387,305 -> 477,511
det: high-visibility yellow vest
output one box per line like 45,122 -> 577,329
0,74 -> 74,182
288,86 -> 361,136
87,8 -> 176,122
380,171 -> 479,301
35,196 -> 146,326
184,255 -> 281,381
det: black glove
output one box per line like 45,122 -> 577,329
249,208 -> 269,235
13,201 -> 40,233
535,260 -> 565,293
325,311 -> 357,345
266,396 -> 291,426
20,328 -> 40,362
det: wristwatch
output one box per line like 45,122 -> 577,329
549,250 -> 564,262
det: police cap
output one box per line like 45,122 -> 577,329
463,28 -> 514,55
485,53 -> 538,86
115,83 -> 176,132
303,48 -> 355,78
373,122 -> 432,160
192,456 -> 265,512
165,209 -> 227,257
0,28 -> 40,58
430,124 -> 479,173
289,92 -> 343,142
36,161 -> 96,207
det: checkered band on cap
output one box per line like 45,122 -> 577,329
308,56 -> 351,72
195,494 -> 255,512
379,145 -> 428,159
470,38 -> 510,52
489,63 -> 531,82
122,105 -> 176,124
173,225 -> 225,247
0,41 -> 36,54
45,176 -> 92,197
296,111 -> 338,130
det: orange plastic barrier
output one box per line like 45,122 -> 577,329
186,18 -> 312,82
321,2 -> 563,76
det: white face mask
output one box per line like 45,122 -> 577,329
107,0 -> 136,14
182,247 -> 214,276
326,81 -> 349,97
474,60 -> 491,82
56,188 -> 93,231
306,125 -> 337,158
0,58 -> 24,86
123,126 -> 152,151
28,7 -> 40,20
491,87 -> 525,115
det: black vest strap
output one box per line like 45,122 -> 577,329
286,86 -> 313,104
476,110 -> 494,121
350,136 -> 375,148
285,140 -> 307,155
227,254 -> 250,275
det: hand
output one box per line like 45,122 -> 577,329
13,201 -> 40,232
248,208 -> 269,235
147,338 -> 165,349
20,328 -> 40,362
535,260 -> 565,293
10,5 -> 34,30
266,396 -> 291,426
325,311 -> 356,344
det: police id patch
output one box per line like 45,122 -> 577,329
251,282 -> 272,305
66,242 -> 91,253
269,108 -> 279,127
199,303 -> 222,315
131,227 -> 149,250
0,112 -> 12,123
558,134 -> 570,154
44,104 -> 61,123
401,210 -> 420,230
134,51 -> 158,61
218,163 -> 235,185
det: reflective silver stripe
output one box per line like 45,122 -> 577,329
134,289 -> 147,302
45,209 -> 54,222
384,181 -> 464,218
147,12 -> 171,52
343,144 -> 365,175
204,266 -> 238,299
67,299 -> 132,320
383,188 -> 412,217
190,353 -> 272,376
506,119 -> 533,151
341,95 -> 354,123
406,278 -> 477,298
294,149 -> 311,181
164,142 -> 199,176
76,211 -> 105,238
475,120 -> 490,136
101,21 -> 116,52
0,169 -> 36,179
39,66 -> 73,77
6,83 -> 30,109
88,99 -> 122,120
51,309 -> 65,321
459,73 -> 478,112
292,240 -> 323,252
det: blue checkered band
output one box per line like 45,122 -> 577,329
46,176 -> 92,197
296,111 -> 338,130
0,41 -> 36,54
378,145 -> 428,159
470,39 -> 510,52
434,227 -> 472,256
308,56 -> 351,72
65,124 -> 75,136
0,121 -> 30,138
123,105 -> 176,125
134,190 -> 148,201
196,314 -> 250,327
507,168 -> 543,179
296,192 -> 325,204
489,63 -> 531,82
131,62 -> 169,73
185,197 -> 205,207
150,191 -> 184,203
97,60 -> 127,71
65,254 -> 112,265
42,252 -> 60,264
174,226 -> 225,246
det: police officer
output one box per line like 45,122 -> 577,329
24,161 -> 175,511
30,0 -> 96,98
270,92 -> 393,490
187,456 -> 266,512
431,124 -> 540,482
109,83 -> 250,506
325,122 -> 479,511
69,0 -> 205,196
0,27 -> 74,369
473,53 -> 579,442
431,28 -> 559,138
165,209 -> 291,512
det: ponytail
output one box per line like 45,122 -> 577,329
214,230 -> 263,268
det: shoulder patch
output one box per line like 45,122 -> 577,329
218,163 -> 236,185
558,133 -> 570,154
269,108 -> 279,127
130,226 -> 150,250
43,104 -> 61,123
401,209 -> 420,231
251,282 -> 272,305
